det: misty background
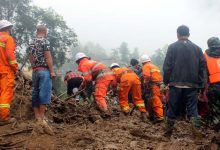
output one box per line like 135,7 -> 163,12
34,0 -> 220,54
0,0 -> 219,94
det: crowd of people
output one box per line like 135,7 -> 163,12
0,19 -> 219,137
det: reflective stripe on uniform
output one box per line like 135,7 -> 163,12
150,69 -> 160,73
0,42 -> 6,47
122,106 -> 130,111
91,62 -> 102,72
82,71 -> 92,76
136,103 -> 145,108
122,70 -> 133,75
9,60 -> 17,65
0,104 -> 10,108
96,71 -> 113,79
82,62 -> 102,76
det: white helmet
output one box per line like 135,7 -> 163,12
110,63 -> 120,69
0,20 -> 13,30
140,54 -> 151,63
75,52 -> 87,62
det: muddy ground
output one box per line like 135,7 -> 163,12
0,73 -> 219,150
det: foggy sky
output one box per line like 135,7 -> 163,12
33,0 -> 220,54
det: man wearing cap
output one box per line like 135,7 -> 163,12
29,25 -> 55,134
75,52 -> 116,114
129,58 -> 142,76
163,25 -> 206,137
204,37 -> 220,131
0,20 -> 18,125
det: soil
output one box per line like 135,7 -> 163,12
0,72 -> 219,150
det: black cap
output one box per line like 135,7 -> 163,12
130,59 -> 139,66
207,37 -> 220,48
177,25 -> 190,36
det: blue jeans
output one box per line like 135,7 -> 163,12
167,86 -> 199,119
32,70 -> 52,107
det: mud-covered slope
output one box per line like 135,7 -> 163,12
0,73 -> 219,150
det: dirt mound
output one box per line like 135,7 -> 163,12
0,72 -> 219,150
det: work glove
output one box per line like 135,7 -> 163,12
72,88 -> 79,95
160,83 -> 168,93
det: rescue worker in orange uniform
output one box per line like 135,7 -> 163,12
140,54 -> 164,122
0,20 -> 18,125
75,52 -> 116,113
110,63 -> 147,121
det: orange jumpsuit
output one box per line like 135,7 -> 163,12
78,58 -> 116,111
142,62 -> 163,119
0,32 -> 18,120
112,67 -> 146,113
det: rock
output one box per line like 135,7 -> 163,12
130,141 -> 138,148
104,144 -> 118,150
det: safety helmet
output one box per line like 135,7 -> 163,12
110,63 -> 120,69
0,20 -> 13,30
140,54 -> 151,63
75,52 -> 88,62
207,37 -> 220,48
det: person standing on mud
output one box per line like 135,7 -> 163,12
204,37 -> 220,132
163,25 -> 206,137
0,20 -> 18,126
29,25 -> 56,132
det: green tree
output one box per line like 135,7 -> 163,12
130,47 -> 139,60
119,42 -> 130,65
110,48 -> 120,62
151,45 -> 168,71
63,42 -> 109,73
0,0 -> 78,68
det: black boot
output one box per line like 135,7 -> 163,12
191,117 -> 203,139
163,118 -> 175,138
140,112 -> 148,122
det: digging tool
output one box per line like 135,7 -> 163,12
57,91 -> 67,98
64,89 -> 85,101
64,81 -> 88,102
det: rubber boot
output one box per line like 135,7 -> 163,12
153,117 -> 164,124
100,109 -> 111,119
140,112 -> 148,122
191,117 -> 203,139
163,118 -> 175,138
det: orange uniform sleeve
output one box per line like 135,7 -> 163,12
78,62 -> 93,82
5,36 -> 18,72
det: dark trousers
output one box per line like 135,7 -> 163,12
67,78 -> 87,99
167,86 -> 199,119
207,83 -> 220,128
